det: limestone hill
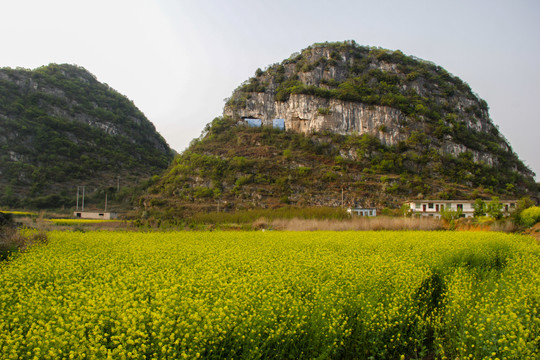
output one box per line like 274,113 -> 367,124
0,64 -> 174,209
141,41 -> 538,218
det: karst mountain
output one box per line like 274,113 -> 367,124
0,64 -> 173,209
142,41 -> 537,219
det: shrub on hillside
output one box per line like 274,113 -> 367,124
520,206 -> 540,228
510,196 -> 535,225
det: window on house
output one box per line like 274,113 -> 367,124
415,203 -> 421,209
428,203 -> 434,209
457,204 -> 463,210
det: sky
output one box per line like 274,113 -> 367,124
2,0 -> 539,179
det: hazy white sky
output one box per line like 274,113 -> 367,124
2,0 -> 539,179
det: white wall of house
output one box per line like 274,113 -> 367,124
407,200 -> 516,219
409,201 -> 474,217
73,211 -> 118,220
347,208 -> 377,217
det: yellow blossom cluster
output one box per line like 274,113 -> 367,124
0,231 -> 538,359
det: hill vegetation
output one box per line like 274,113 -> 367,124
0,64 -> 173,209
141,116 -> 537,221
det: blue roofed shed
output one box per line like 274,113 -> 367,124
272,119 -> 285,130
244,118 -> 262,127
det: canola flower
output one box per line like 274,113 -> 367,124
0,210 -> 36,216
0,231 -> 538,359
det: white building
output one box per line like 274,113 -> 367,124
347,207 -> 377,217
73,211 -> 118,220
405,200 -> 517,219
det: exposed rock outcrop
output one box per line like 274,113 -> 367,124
224,41 -> 533,178
225,93 -> 408,146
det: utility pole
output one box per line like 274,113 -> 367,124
105,193 -> 108,213
76,186 -> 80,210
82,186 -> 85,212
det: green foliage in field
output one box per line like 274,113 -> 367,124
473,198 -> 486,217
0,212 -> 16,260
0,64 -> 173,209
439,207 -> 463,229
0,218 -> 47,261
0,231 -> 539,359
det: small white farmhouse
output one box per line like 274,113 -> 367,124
405,200 -> 517,219
73,211 -> 118,220
347,207 -> 377,217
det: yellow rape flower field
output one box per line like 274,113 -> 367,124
0,231 -> 539,360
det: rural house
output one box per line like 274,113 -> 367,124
405,200 -> 517,218
347,207 -> 377,217
73,211 -> 118,220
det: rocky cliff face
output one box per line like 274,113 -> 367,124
227,92 -> 408,146
224,41 -> 529,177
